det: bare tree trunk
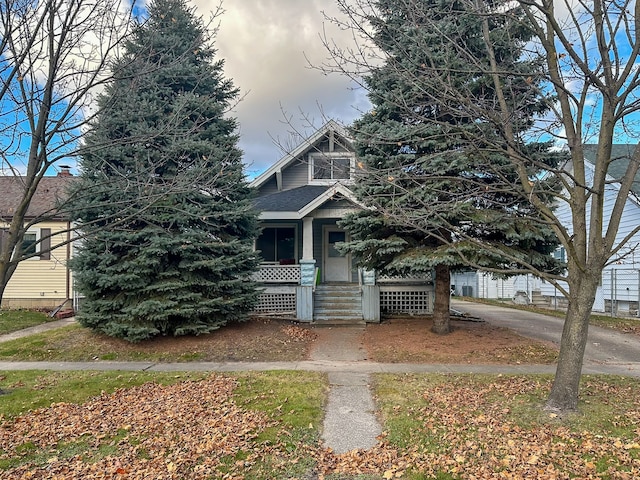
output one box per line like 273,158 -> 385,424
431,263 -> 451,335
545,274 -> 600,412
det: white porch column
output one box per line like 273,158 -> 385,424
302,217 -> 314,260
298,217 -> 316,322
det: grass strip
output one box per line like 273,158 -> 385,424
0,310 -> 54,335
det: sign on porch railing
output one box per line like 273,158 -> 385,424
253,264 -> 301,283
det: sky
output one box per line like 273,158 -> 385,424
195,0 -> 370,179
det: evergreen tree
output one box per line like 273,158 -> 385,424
69,0 -> 259,342
340,0 -> 563,333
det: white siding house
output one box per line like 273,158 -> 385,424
453,145 -> 640,316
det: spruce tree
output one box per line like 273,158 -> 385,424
341,0 -> 562,333
69,0 -> 259,342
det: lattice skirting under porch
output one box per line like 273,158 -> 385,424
253,287 -> 297,315
251,285 -> 434,318
379,286 -> 434,314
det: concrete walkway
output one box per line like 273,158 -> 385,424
0,317 -> 75,343
309,326 -> 381,453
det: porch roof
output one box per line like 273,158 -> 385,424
583,144 -> 640,196
254,185 -> 330,212
254,184 -> 367,220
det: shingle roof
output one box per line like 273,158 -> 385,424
253,185 -> 330,212
583,144 -> 640,196
0,176 -> 77,221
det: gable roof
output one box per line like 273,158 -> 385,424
583,144 -> 640,196
250,120 -> 353,189
254,185 -> 330,212
0,175 -> 77,221
255,183 -> 367,220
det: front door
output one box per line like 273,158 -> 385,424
324,228 -> 350,282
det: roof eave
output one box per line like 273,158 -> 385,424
250,120 -> 353,189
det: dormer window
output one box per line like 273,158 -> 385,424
309,153 -> 354,184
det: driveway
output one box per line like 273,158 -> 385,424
451,299 -> 640,366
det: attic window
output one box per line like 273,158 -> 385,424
310,153 -> 353,182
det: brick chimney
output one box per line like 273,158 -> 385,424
57,165 -> 73,177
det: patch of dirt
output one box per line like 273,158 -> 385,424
127,318 -> 317,362
363,316 -> 558,364
53,317 -> 317,362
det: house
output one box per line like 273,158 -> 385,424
1,123 -> 436,320
0,169 -> 77,310
452,144 -> 640,316
250,121 -> 434,322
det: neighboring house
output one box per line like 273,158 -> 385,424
250,121 -> 434,322
0,169 -> 76,310
452,144 -> 640,316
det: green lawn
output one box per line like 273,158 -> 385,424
0,310 -> 54,335
0,322 -> 312,362
372,373 -> 640,479
0,370 -> 326,479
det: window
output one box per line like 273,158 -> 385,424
22,232 -> 38,256
256,227 -> 296,263
16,228 -> 51,260
310,153 -> 352,182
553,247 -> 566,263
327,231 -> 346,258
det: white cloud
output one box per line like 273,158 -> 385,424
192,0 -> 367,177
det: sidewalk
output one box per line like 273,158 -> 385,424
0,359 -> 636,376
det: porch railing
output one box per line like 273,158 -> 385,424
253,263 -> 301,284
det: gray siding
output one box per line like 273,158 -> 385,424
318,198 -> 355,210
282,160 -> 308,190
259,176 -> 279,196
315,136 -> 351,154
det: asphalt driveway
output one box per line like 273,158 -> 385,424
451,299 -> 640,365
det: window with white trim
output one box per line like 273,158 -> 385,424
309,153 -> 354,183
22,232 -> 38,256
7,228 -> 51,260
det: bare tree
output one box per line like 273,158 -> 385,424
321,0 -> 640,413
0,0 -> 137,301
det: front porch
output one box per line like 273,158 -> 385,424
252,263 -> 434,323
251,184 -> 434,323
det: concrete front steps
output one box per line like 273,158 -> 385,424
313,283 -> 364,324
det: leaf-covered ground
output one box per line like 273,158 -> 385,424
1,374 -> 639,479
363,317 -> 558,364
327,375 -> 640,479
